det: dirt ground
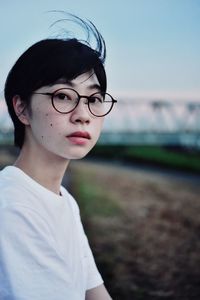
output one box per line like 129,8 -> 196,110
1,146 -> 200,299
69,160 -> 200,300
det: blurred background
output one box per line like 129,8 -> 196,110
0,1 -> 200,299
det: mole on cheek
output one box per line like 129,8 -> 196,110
50,123 -> 53,127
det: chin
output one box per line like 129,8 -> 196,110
64,149 -> 92,160
66,143 -> 96,160
69,152 -> 90,160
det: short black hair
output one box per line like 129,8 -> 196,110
4,15 -> 107,148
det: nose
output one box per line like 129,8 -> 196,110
70,99 -> 90,124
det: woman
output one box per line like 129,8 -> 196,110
0,14 -> 116,300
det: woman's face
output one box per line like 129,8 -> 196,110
25,71 -> 105,161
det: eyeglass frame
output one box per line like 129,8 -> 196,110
33,87 -> 117,117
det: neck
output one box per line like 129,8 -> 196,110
14,144 -> 69,195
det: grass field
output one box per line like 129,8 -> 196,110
89,145 -> 200,173
69,160 -> 200,300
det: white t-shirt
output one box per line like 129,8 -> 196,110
0,166 -> 103,300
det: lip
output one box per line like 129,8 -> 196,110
67,131 -> 91,139
66,131 -> 91,145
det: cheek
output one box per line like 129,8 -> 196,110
96,118 -> 104,131
42,114 -> 70,142
92,118 -> 104,139
31,110 -> 60,139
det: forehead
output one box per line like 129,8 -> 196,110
52,71 -> 101,90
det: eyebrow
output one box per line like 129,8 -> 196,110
64,81 -> 101,92
86,83 -> 101,91
49,79 -> 101,92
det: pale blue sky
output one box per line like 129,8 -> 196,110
0,0 -> 200,100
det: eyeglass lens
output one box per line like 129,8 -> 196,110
52,89 -> 114,116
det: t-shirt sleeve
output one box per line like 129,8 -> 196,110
0,205 -> 81,300
82,232 -> 104,290
67,195 -> 104,290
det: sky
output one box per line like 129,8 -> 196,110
0,0 -> 200,102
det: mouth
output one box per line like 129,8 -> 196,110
67,131 -> 91,139
66,131 -> 91,145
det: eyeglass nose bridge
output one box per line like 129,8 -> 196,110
72,94 -> 101,116
67,94 -> 91,115
73,95 -> 92,109
78,94 -> 91,104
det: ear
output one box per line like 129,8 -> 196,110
12,95 -> 30,125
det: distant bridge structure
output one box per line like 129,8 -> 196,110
99,99 -> 200,148
0,98 -> 200,148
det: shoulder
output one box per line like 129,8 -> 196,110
0,166 -> 32,209
0,166 -> 50,230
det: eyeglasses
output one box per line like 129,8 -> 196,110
33,88 -> 117,117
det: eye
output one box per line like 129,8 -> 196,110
88,95 -> 103,104
54,92 -> 72,101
